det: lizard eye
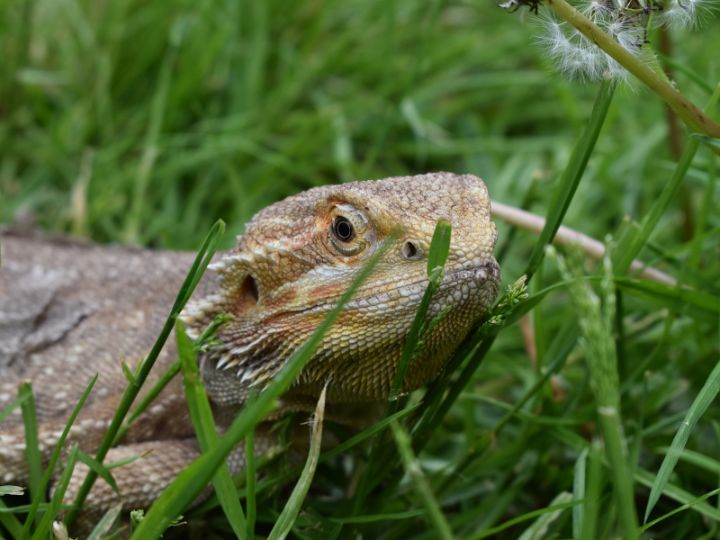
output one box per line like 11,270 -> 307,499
332,216 -> 355,242
327,204 -> 374,257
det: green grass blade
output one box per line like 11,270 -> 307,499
18,383 -> 41,508
579,439 -> 603,540
245,427 -> 256,540
344,221 -> 452,528
653,447 -> 720,475
426,219 -> 452,274
76,450 -> 119,494
86,502 -> 123,540
636,468 -> 720,522
524,80 -> 615,280
468,495 -> 579,540
642,487 -> 720,532
176,319 -> 246,539
411,278 -> 529,454
655,53 -> 715,94
267,385 -> 327,540
613,83 -> 720,275
29,444 -> 79,540
0,497 -> 24,538
389,220 -> 451,402
20,375 -> 97,538
614,277 -> 719,320
330,510 -> 425,524
0,393 -> 29,424
692,134 -> 720,151
644,358 -> 720,522
66,219 -> 225,527
119,360 -> 181,441
518,491 -> 574,540
130,237 -> 389,538
390,419 -> 453,540
614,138 -> 700,275
572,449 -> 587,539
322,404 -> 419,461
492,320 -> 578,435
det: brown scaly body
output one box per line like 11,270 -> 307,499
0,172 -> 499,525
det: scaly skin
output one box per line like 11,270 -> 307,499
0,172 -> 499,525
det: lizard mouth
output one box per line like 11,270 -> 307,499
342,259 -> 501,314
442,261 -> 500,287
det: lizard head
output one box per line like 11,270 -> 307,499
182,172 -> 500,406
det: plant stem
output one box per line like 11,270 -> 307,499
545,0 -> 720,138
491,201 -> 676,285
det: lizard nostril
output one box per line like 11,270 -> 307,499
237,274 -> 259,310
401,241 -> 420,260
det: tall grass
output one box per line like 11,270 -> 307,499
1,0 -> 719,538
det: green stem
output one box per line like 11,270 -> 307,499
546,0 -> 720,138
599,409 -> 640,540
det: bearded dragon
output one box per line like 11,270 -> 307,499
0,172 -> 500,527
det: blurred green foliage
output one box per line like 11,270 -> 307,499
0,1 -> 714,250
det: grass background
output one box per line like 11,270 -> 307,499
1,0 -> 719,538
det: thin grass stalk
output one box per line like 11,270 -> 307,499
29,445 -> 79,540
86,503 -> 123,540
66,220 -> 225,527
245,428 -> 256,540
388,220 -> 451,405
553,247 -> 639,539
599,408 -> 639,538
524,79 -> 615,280
341,222 -> 452,534
117,360 -> 181,441
466,497 -> 579,540
644,358 -> 720,521
177,320 -> 246,538
120,314 -> 232,443
390,419 -> 453,540
0,496 -> 23,537
18,384 -> 40,514
267,385 -> 327,540
635,468 -> 720,521
689,147 -> 716,269
614,82 -> 720,275
579,439 -> 603,540
643,487 -> 720,533
572,448 -> 587,538
434,317 -> 578,495
234,405 -> 421,506
20,376 -> 97,539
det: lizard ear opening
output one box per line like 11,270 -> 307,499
236,274 -> 260,311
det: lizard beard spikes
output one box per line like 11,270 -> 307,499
180,172 -> 500,406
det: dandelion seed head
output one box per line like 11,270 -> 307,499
538,13 -> 637,81
659,0 -> 715,28
581,0 -> 613,20
608,19 -> 644,52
